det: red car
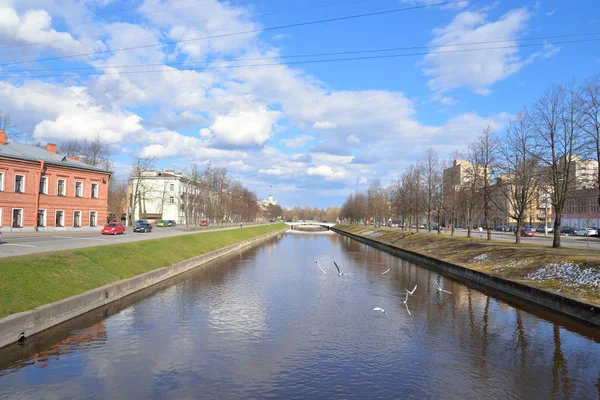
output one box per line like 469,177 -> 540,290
102,222 -> 126,235
515,227 -> 535,237
200,221 -> 209,227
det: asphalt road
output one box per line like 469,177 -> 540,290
438,229 -> 600,251
0,224 -> 265,258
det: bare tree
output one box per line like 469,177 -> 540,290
579,75 -> 600,210
108,179 -> 128,223
59,135 -> 112,170
470,126 -> 498,240
423,148 -> 440,232
0,113 -> 23,140
128,157 -> 155,225
494,112 -> 543,244
531,82 -> 585,248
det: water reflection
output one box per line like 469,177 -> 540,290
0,232 -> 598,399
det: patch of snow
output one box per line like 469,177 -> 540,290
526,261 -> 600,289
472,254 -> 491,263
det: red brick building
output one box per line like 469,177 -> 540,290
0,131 -> 111,232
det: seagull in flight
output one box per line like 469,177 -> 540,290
333,261 -> 348,276
434,280 -> 452,294
402,291 -> 412,316
381,268 -> 391,275
405,284 -> 417,295
373,307 -> 390,320
315,260 -> 327,274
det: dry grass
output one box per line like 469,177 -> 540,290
336,225 -> 600,306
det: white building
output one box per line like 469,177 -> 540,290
258,193 -> 277,211
128,170 -> 199,224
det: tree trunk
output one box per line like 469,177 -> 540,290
515,220 -> 522,244
553,216 -> 562,248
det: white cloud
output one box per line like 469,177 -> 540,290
203,105 -> 282,148
280,135 -> 313,148
346,134 -> 360,144
306,165 -> 347,180
358,177 -> 368,184
312,121 -> 337,129
423,8 -> 532,95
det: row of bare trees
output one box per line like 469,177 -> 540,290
341,75 -> 600,248
129,158 -> 262,227
284,206 -> 340,222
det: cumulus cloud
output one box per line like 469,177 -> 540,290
280,135 -> 314,148
312,121 -> 337,129
423,8 -> 532,95
306,165 -> 347,180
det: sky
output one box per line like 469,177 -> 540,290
0,0 -> 599,208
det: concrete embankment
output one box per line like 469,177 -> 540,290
0,227 -> 287,349
331,226 -> 600,327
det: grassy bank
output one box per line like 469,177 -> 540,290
0,223 -> 287,318
335,225 -> 600,306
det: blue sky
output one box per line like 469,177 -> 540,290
1,0 -> 599,208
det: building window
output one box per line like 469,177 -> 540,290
91,183 -> 98,198
14,174 -> 25,193
169,196 -> 175,204
37,210 -> 46,227
57,179 -> 66,196
73,211 -> 81,227
55,210 -> 64,227
75,181 -> 83,197
39,177 -> 48,194
0,172 -> 3,191
12,209 -> 23,228
90,211 -> 97,227
170,183 -> 175,191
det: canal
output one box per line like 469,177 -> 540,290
0,231 -> 599,399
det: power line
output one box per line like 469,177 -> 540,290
5,32 -> 599,73
0,0 -> 467,67
2,38 -> 597,80
7,0 -> 383,46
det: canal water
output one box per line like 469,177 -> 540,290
0,232 -> 599,399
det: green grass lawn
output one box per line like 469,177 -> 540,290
0,223 -> 287,319
335,224 -> 600,306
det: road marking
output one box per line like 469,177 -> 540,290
52,236 -> 106,241
0,243 -> 36,247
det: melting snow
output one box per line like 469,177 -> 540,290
526,261 -> 600,289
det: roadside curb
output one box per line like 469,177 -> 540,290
331,226 -> 600,327
0,227 -> 288,349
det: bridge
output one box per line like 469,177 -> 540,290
285,221 -> 336,232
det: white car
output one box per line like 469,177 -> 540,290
574,227 -> 599,237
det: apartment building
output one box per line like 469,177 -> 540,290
128,170 -> 198,224
0,131 -> 111,232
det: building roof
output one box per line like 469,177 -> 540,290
0,141 -> 111,174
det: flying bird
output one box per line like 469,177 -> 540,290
315,260 -> 327,274
405,284 -> 417,295
381,268 -> 391,275
333,261 -> 347,276
373,307 -> 390,320
434,280 -> 452,294
402,291 -> 412,316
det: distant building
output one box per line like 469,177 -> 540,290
258,193 -> 277,211
561,188 -> 600,229
0,130 -> 111,232
128,170 -> 200,224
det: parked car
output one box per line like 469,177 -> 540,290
133,220 -> 153,233
157,220 -> 168,227
515,227 -> 535,237
494,225 -> 505,232
200,220 -> 209,227
574,227 -> 599,237
167,220 -> 176,227
535,226 -> 554,233
101,222 -> 125,235
560,226 -> 576,235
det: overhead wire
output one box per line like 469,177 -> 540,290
2,38 -> 598,80
4,32 -> 599,73
5,0 -> 387,48
0,0 -> 468,67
